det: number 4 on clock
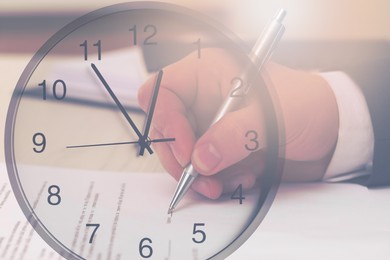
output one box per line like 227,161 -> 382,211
231,184 -> 245,204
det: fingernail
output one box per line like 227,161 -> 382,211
192,143 -> 222,174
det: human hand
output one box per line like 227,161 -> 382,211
137,48 -> 339,199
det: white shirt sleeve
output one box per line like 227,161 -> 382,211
319,71 -> 374,181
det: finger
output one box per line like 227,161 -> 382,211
140,75 -> 198,166
138,60 -> 199,167
219,164 -> 257,194
191,163 -> 259,199
191,175 -> 223,200
221,151 -> 266,191
154,91 -> 196,167
191,101 -> 266,176
150,128 -> 183,180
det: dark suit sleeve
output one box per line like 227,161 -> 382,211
344,58 -> 390,187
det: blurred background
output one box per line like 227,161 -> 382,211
1,0 -> 390,160
1,2 -> 389,259
1,0 -> 390,47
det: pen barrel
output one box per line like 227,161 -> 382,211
211,77 -> 250,124
250,13 -> 285,70
212,9 -> 286,126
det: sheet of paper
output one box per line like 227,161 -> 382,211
229,182 -> 390,260
2,161 -> 390,259
4,163 -> 263,259
0,163 -> 63,260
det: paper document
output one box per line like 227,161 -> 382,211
3,163 -> 262,259
2,161 -> 389,260
23,47 -> 150,110
0,163 -> 63,260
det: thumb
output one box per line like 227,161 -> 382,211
191,102 -> 265,176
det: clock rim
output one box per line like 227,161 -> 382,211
4,2 -> 283,259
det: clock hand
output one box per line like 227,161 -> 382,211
150,137 -> 175,143
66,137 -> 175,149
90,63 -> 153,155
67,140 -> 140,149
139,70 -> 163,156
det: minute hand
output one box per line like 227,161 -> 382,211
91,63 -> 153,154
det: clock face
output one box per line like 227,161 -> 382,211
5,2 -> 281,259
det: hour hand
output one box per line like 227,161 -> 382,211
139,70 -> 163,156
90,63 -> 153,154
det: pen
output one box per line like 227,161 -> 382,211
167,8 -> 286,214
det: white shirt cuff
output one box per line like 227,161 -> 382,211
319,71 -> 374,181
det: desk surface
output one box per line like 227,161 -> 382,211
1,36 -> 390,260
1,161 -> 389,259
230,182 -> 390,259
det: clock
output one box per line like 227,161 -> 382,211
5,2 -> 282,259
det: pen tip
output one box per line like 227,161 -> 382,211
167,208 -> 173,215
